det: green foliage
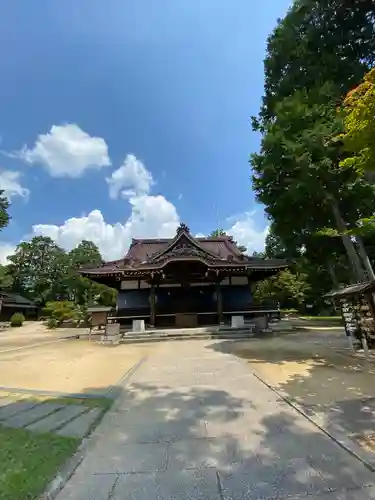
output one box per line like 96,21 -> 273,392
0,189 -> 10,232
252,85 -> 375,246
210,229 -> 227,237
5,237 -> 116,309
0,265 -> 13,289
10,312 -> 25,327
7,236 -> 69,305
254,269 -> 310,310
43,301 -> 80,325
65,241 -> 115,307
260,0 -> 375,122
46,317 -> 58,329
340,68 -> 375,175
0,426 -> 78,500
280,308 -> 298,315
209,229 -> 247,253
251,0 -> 375,301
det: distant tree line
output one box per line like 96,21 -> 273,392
0,202 -> 115,309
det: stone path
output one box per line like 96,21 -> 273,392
0,397 -> 102,438
55,340 -> 375,499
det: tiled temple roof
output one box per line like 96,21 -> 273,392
80,223 -> 288,276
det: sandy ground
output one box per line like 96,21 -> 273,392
216,331 -> 375,406
0,337 -> 155,395
0,322 -> 66,351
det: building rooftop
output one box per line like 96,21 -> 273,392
80,223 -> 288,278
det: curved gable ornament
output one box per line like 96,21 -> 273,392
152,245 -> 215,264
176,222 -> 190,235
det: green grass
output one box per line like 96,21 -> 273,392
0,394 -> 113,499
299,316 -> 342,321
0,426 -> 79,500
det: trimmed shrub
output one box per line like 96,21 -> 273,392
46,317 -> 58,329
43,301 -> 80,326
10,312 -> 25,327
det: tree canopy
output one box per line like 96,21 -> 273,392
340,68 -> 375,175
261,0 -> 375,122
251,0 -> 375,289
254,269 -> 310,310
6,236 -> 116,307
0,190 -> 10,232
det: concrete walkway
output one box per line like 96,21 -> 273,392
55,340 -> 375,500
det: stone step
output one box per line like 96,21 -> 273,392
27,404 -> 88,433
120,325 -> 256,335
0,400 -> 39,421
119,331 -> 258,344
56,408 -> 102,438
2,402 -> 65,429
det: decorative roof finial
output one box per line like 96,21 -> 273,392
177,222 -> 190,234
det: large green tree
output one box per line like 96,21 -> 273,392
67,241 -> 116,307
0,264 -> 13,289
261,0 -> 375,122
252,0 -> 375,285
8,236 -> 69,304
252,86 -> 374,281
7,237 -> 116,307
264,223 -> 350,309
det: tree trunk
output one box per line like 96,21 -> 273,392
355,236 -> 375,281
331,200 -> 365,282
326,260 -> 339,289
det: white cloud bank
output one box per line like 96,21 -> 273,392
32,208 -> 268,262
106,154 -> 153,199
32,154 -> 179,260
225,211 -> 269,254
12,124 -> 111,178
1,151 -> 268,262
0,243 -> 16,265
0,170 -> 29,200
32,196 -> 180,261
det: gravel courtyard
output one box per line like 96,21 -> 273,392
0,329 -> 153,395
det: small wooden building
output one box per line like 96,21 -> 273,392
0,291 -> 37,321
80,223 -> 288,329
87,306 -> 112,330
327,281 -> 375,345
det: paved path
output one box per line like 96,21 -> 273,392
56,340 -> 375,499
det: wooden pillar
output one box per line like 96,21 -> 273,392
150,284 -> 156,327
216,280 -> 223,325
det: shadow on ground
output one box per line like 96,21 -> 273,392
2,341 -> 375,499
67,375 -> 375,500
209,337 -> 375,445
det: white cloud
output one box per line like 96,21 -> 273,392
26,155 -> 178,260
225,211 -> 269,253
106,154 -> 153,199
32,208 -> 267,260
0,243 -> 16,265
32,195 -> 179,261
12,124 -> 110,178
0,170 -> 29,200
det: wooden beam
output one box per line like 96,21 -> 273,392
150,285 -> 156,327
216,281 -> 223,325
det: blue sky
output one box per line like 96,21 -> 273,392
0,0 -> 291,261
